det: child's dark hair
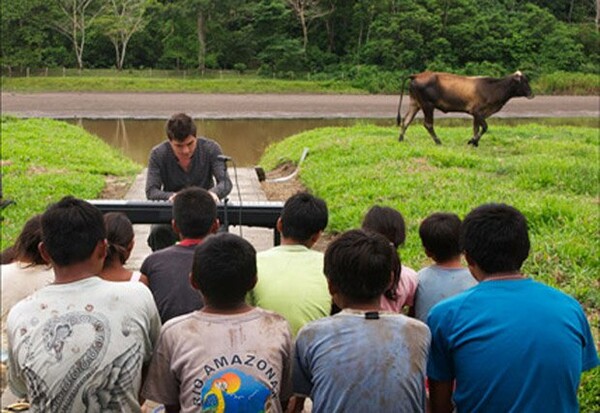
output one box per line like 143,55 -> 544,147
460,203 -> 530,274
280,192 -> 328,242
419,212 -> 462,263
103,212 -> 134,268
324,229 -> 393,303
166,113 -> 196,142
0,246 -> 16,265
41,196 -> 106,266
173,187 -> 217,239
361,205 -> 405,300
192,233 -> 257,308
13,214 -> 46,266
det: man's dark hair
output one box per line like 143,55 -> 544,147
419,212 -> 462,263
324,229 -> 393,302
192,233 -> 257,308
104,212 -> 134,267
173,187 -> 217,239
280,192 -> 328,242
166,113 -> 197,142
41,196 -> 106,267
13,214 -> 47,266
361,205 -> 406,248
460,203 -> 530,274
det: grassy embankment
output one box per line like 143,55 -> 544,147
2,71 -> 599,95
1,76 -> 363,94
0,117 -> 142,249
260,122 -> 599,411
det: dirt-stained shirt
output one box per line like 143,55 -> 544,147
7,277 -> 161,412
293,309 -> 431,413
142,307 -> 293,413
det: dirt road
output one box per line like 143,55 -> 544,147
1,92 -> 598,119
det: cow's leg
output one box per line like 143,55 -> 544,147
399,101 -> 420,141
422,106 -> 441,145
468,115 -> 488,147
468,116 -> 481,146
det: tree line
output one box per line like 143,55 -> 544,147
2,0 -> 598,78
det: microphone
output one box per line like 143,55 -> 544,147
217,155 -> 232,162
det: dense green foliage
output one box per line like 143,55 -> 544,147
260,121 -> 599,410
0,117 -> 141,249
2,0 -> 598,81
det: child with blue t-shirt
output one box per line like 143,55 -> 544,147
427,203 -> 599,413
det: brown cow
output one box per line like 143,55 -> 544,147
396,71 -> 533,146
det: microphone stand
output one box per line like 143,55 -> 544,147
217,154 -> 233,234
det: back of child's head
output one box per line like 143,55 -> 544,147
173,187 -> 217,239
419,212 -> 462,263
460,203 -> 530,274
361,205 -> 405,300
361,205 -> 406,248
280,192 -> 328,242
13,214 -> 46,266
104,212 -> 134,267
324,229 -> 393,303
41,196 -> 106,267
192,233 -> 257,308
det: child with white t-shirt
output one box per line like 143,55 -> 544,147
142,233 -> 293,413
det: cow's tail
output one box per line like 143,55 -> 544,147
396,76 -> 410,126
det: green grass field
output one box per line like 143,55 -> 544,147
260,121 -> 599,410
1,76 -> 364,94
2,70 -> 598,95
0,117 -> 142,248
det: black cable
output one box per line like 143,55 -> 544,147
231,158 -> 243,237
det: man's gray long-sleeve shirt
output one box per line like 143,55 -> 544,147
145,137 -> 232,200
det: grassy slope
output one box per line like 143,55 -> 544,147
0,117 -> 142,248
260,122 -> 599,410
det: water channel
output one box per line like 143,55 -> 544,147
66,117 -> 597,167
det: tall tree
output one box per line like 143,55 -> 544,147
183,0 -> 216,71
53,0 -> 101,70
285,0 -> 334,52
97,0 -> 152,70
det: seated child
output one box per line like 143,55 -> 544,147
413,212 -> 477,322
292,229 -> 431,412
362,205 -> 418,313
427,203 -> 599,412
100,212 -> 146,284
142,233 -> 293,413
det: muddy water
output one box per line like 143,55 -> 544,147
66,117 -> 597,167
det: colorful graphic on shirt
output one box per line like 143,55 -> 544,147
201,369 -> 273,413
